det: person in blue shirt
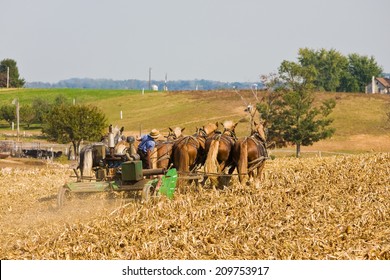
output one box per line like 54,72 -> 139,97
137,129 -> 161,169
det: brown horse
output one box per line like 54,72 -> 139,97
233,121 -> 268,186
155,127 -> 185,169
172,123 -> 219,183
204,121 -> 238,188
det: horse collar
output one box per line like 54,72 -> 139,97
253,132 -> 266,144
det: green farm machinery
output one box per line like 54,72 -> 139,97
57,127 -> 178,208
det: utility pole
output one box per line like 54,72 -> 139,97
12,98 -> 19,141
164,73 -> 168,91
17,100 -> 19,141
6,67 -> 10,88
148,67 -> 152,90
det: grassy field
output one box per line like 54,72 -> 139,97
1,88 -> 390,154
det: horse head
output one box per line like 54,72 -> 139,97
220,120 -> 238,140
252,121 -> 267,143
112,125 -> 124,144
104,125 -> 125,146
203,122 -> 219,136
167,127 -> 185,141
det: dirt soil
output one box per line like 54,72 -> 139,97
0,157 -> 74,169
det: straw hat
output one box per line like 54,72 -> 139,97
149,129 -> 161,139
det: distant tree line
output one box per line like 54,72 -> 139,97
2,49 -> 385,92
26,78 -> 257,91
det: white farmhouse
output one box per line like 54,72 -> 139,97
366,76 -> 390,94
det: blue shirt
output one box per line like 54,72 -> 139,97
138,135 -> 156,153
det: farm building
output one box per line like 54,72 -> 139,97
366,76 -> 390,94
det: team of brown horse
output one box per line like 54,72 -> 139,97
79,120 -> 268,188
153,120 -> 268,188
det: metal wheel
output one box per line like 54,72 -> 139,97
57,185 -> 72,208
141,183 -> 155,201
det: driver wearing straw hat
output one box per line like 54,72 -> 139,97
137,129 -> 161,169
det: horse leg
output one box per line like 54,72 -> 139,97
189,163 -> 202,189
253,161 -> 265,188
224,164 -> 235,187
217,162 -> 228,189
248,167 -> 255,185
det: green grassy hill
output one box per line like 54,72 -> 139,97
1,88 -> 390,153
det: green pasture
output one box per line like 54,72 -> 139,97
1,88 -> 390,146
0,88 -> 136,104
329,93 -> 390,136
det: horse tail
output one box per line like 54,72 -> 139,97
172,143 -> 190,188
205,139 -> 220,185
238,139 -> 248,184
172,142 -> 187,173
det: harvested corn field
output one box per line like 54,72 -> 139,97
0,153 -> 389,260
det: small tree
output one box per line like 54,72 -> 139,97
31,97 -> 53,125
42,104 -> 107,155
20,105 -> 36,129
0,104 -> 16,126
258,62 -> 336,157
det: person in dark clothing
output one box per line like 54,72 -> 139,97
137,129 -> 160,169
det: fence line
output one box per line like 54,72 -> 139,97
270,149 -> 352,157
0,140 -> 71,159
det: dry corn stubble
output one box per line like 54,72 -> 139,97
0,153 -> 389,260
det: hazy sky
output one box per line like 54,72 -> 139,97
1,0 -> 389,83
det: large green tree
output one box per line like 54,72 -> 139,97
258,62 -> 336,157
298,48 -> 348,92
0,59 -> 25,88
343,53 -> 383,92
42,104 -> 108,155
